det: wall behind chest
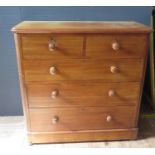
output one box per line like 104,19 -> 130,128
0,6 -> 152,115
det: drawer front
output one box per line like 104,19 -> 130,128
86,34 -> 147,59
23,59 -> 143,82
29,106 -> 136,132
27,82 -> 140,107
21,34 -> 84,59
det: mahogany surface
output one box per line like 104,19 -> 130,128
12,21 -> 152,144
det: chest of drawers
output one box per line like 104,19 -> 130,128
11,21 -> 152,144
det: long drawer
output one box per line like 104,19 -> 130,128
23,59 -> 143,82
29,106 -> 136,132
27,82 -> 140,107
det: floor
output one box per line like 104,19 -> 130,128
0,116 -> 155,148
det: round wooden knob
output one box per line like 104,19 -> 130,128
52,116 -> 59,124
48,38 -> 56,51
108,90 -> 115,97
110,66 -> 118,73
112,41 -> 120,51
106,115 -> 112,122
49,66 -> 57,75
51,90 -> 59,99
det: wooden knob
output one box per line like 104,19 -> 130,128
110,66 -> 118,73
52,116 -> 59,124
112,41 -> 120,51
106,115 -> 112,122
49,66 -> 57,75
108,90 -> 115,97
48,38 -> 56,51
51,90 -> 59,99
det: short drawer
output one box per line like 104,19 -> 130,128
86,34 -> 147,59
29,106 -> 136,132
23,59 -> 143,82
21,34 -> 84,59
27,82 -> 140,107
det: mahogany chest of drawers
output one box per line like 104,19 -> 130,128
11,21 -> 152,144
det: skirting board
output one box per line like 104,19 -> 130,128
28,128 -> 138,144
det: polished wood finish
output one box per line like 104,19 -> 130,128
21,34 -> 147,60
86,34 -> 147,59
21,34 -> 83,60
29,106 -> 136,132
12,21 -> 151,144
11,21 -> 152,34
28,128 -> 138,143
23,59 -> 143,82
27,82 -> 140,107
14,34 -> 31,131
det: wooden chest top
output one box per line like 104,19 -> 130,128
11,21 -> 152,34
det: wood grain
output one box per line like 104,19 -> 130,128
11,21 -> 152,34
23,59 -> 144,82
13,34 -> 31,131
27,82 -> 140,107
11,21 -> 151,144
21,34 -> 84,60
134,34 -> 151,126
86,34 -> 147,59
29,106 -> 137,132
28,128 -> 138,143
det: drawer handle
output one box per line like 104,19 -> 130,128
110,66 -> 119,73
48,38 -> 56,51
52,116 -> 59,124
108,90 -> 115,97
112,41 -> 120,51
106,115 -> 112,122
49,66 -> 57,75
51,90 -> 59,99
